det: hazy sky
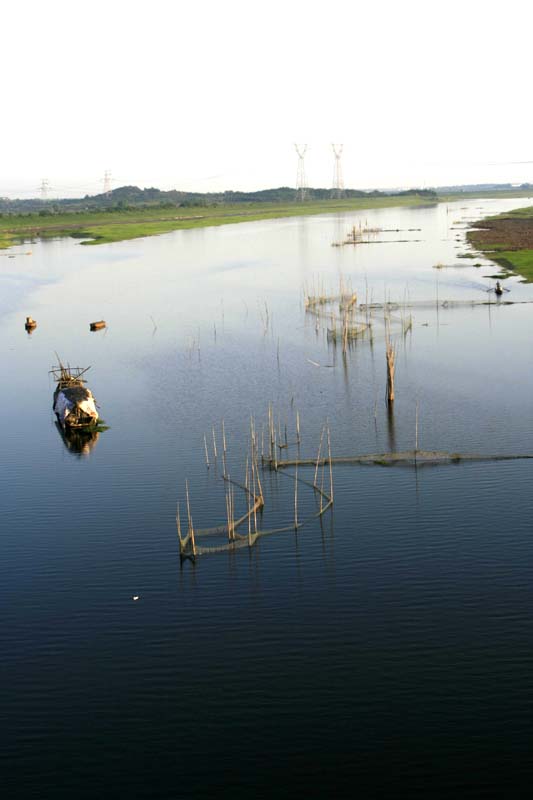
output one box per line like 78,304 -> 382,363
2,0 -> 532,197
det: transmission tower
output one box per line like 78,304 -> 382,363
39,178 -> 50,200
102,170 -> 113,196
331,144 -> 344,199
295,144 -> 308,201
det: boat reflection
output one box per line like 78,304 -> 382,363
55,421 -> 100,457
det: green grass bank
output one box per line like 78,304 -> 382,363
0,196 -> 433,250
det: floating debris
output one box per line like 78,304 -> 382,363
25,316 -> 37,332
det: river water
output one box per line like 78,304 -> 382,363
3,198 -> 533,797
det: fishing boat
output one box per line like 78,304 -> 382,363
50,361 -> 99,429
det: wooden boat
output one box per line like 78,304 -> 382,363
90,320 -> 106,331
50,362 -> 99,429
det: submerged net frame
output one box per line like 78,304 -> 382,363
304,275 -> 415,354
274,450 -> 533,469
177,410 -> 333,560
177,408 -> 533,561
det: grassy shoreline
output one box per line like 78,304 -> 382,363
467,205 -> 533,283
2,189 -> 533,251
0,196 -> 430,249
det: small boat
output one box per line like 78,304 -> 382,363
495,281 -> 504,296
25,316 -> 37,332
50,361 -> 99,429
90,320 -> 106,331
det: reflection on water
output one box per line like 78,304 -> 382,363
386,402 -> 397,451
54,420 -> 100,457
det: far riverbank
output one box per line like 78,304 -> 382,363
2,189 -> 533,251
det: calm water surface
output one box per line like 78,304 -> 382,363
2,198 -> 533,797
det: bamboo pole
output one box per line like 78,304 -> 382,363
185,480 -> 196,556
327,425 -> 334,505
231,486 -> 235,541
251,457 -> 257,532
314,425 -> 325,488
415,400 -> 419,453
222,419 -> 227,476
254,453 -> 264,505
294,460 -> 298,529
320,458 -> 325,514
247,460 -> 252,545
225,478 -> 235,542
185,480 -> 192,532
250,415 -> 256,459
176,502 -> 182,544
249,416 -> 255,464
268,404 -> 274,463
385,319 -> 396,405
225,491 -> 231,542
252,458 -> 260,529
386,343 -> 395,403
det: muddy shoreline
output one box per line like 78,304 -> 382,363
469,215 -> 533,250
468,208 -> 533,282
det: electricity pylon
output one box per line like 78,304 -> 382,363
331,144 -> 344,199
295,144 -> 308,201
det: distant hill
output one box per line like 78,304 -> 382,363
3,181 -> 533,216
0,181 -> 489,215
